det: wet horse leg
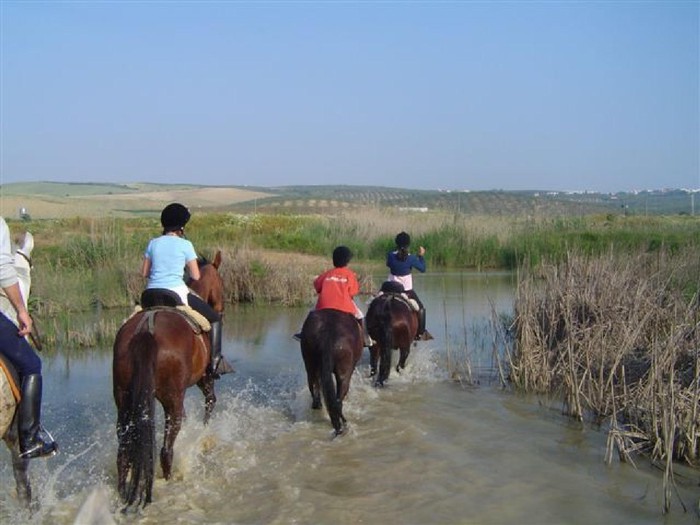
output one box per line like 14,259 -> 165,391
368,345 -> 379,377
397,344 -> 411,373
303,357 -> 322,409
196,376 -> 217,425
11,447 -> 31,505
4,433 -> 31,506
160,394 -> 185,481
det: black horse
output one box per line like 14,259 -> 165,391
365,283 -> 419,387
299,309 -> 364,436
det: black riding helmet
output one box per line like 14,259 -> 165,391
395,231 -> 411,249
332,246 -> 353,268
161,203 -> 191,232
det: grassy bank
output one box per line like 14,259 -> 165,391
9,210 -> 700,347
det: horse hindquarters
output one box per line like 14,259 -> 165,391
116,331 -> 157,508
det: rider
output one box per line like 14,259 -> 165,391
294,246 -> 374,347
386,231 -> 432,340
0,216 -> 58,459
141,203 -> 231,378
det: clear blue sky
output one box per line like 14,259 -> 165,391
1,1 -> 698,192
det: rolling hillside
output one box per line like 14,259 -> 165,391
0,181 -> 695,220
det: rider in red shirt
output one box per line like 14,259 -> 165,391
295,246 -> 374,347
314,265 -> 359,313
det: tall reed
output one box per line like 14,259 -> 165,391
507,247 -> 700,512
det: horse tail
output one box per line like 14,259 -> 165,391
372,296 -> 395,386
118,330 -> 157,508
379,297 -> 394,351
319,332 -> 343,435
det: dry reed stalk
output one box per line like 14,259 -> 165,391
509,247 -> 700,513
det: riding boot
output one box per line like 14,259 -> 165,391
208,321 -> 233,378
18,374 -> 58,460
416,307 -> 433,341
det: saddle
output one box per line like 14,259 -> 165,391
377,281 -> 420,312
127,289 -> 211,333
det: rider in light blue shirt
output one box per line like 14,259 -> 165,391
141,203 -> 232,378
144,234 -> 197,304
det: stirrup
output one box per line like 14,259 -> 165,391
213,356 -> 234,376
416,330 -> 434,341
20,428 -> 58,460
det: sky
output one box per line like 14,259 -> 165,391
0,1 -> 698,193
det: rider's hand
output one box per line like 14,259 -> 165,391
17,309 -> 32,337
418,246 -> 426,257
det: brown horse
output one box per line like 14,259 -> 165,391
300,309 -> 364,436
112,251 -> 224,508
365,285 -> 419,387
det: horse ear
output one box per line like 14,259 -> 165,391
213,250 -> 222,269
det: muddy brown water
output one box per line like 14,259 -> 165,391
0,272 -> 698,524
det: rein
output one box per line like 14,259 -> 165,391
15,251 -> 32,268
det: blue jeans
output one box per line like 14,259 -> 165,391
0,313 -> 41,376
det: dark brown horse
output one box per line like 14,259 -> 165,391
300,309 -> 364,436
365,286 -> 419,387
112,251 -> 224,508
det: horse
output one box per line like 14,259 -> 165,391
112,250 -> 225,508
365,282 -> 419,387
299,308 -> 364,436
0,232 -> 38,506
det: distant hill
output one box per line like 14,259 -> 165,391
1,181 -> 697,220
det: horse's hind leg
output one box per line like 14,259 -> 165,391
302,355 -> 322,409
368,346 -> 379,377
397,345 -> 411,372
160,396 -> 185,481
197,376 -> 217,425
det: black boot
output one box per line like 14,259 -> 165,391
416,308 -> 433,341
208,321 -> 233,378
19,374 -> 58,460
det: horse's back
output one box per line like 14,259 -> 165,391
113,309 -> 207,396
367,294 -> 417,346
301,309 -> 363,360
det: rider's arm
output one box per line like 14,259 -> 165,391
186,258 -> 200,281
141,256 -> 152,278
0,218 -> 32,336
2,283 -> 32,337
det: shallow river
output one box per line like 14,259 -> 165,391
0,272 -> 698,524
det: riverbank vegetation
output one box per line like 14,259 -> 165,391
9,209 -> 700,348
10,205 -> 700,512
507,247 -> 700,513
